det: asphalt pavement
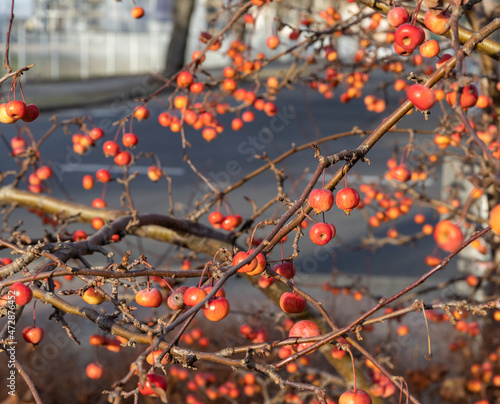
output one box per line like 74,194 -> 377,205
22,75 -> 154,111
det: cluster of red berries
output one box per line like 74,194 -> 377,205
0,100 -> 39,124
239,323 -> 269,344
166,284 -> 230,322
157,92 -> 226,143
154,51 -> 283,143
102,135 -> 134,166
307,186 -> 361,245
27,165 -> 52,194
82,167 -> 111,190
232,249 -> 267,276
71,127 -> 104,155
72,125 -> 136,167
89,333 -> 125,351
178,327 -> 210,347
10,135 -> 27,156
208,211 -> 243,231
85,334 -> 129,380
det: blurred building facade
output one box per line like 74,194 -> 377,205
0,0 -> 337,81
0,0 -> 185,80
1,0 -> 173,32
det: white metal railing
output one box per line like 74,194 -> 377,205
1,25 -> 174,81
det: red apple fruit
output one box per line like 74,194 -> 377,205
436,53 -> 452,69
489,204 -> 500,235
232,251 -> 258,273
177,71 -> 194,88
147,166 -> 162,182
246,249 -> 267,276
11,136 -> 27,152
86,362 -> 104,379
387,7 -> 409,27
135,288 -> 163,308
406,84 -> 436,111
336,188 -> 360,215
221,215 -> 240,231
158,112 -> 172,127
424,9 -> 450,35
433,220 -> 463,252
131,6 -> 145,19
21,104 -> 40,122
36,166 -> 53,180
96,169 -> 111,183
266,35 -> 280,49
103,141 -> 119,157
203,296 -> 230,321
183,286 -> 207,306
89,334 -> 106,346
82,287 -> 105,305
419,39 -> 440,58
134,107 -> 150,123
280,292 -> 307,313
258,275 -> 274,288
201,285 -> 226,297
167,286 -> 188,310
339,389 -> 373,404
389,165 -> 411,182
446,84 -> 478,109
5,100 -> 27,120
22,326 -> 44,344
395,24 -> 425,52
138,374 -> 168,397
288,320 -> 322,352
309,222 -> 333,245
0,104 -> 17,123
309,188 -> 334,213
10,282 -> 33,306
273,262 -> 296,279
89,127 -> 104,140
208,211 -> 224,228
122,133 -> 139,148
114,150 -> 132,166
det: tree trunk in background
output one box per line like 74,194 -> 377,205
465,3 -> 500,116
164,0 -> 196,78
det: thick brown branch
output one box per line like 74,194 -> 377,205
0,186 -> 234,256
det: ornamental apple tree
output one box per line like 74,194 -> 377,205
0,0 -> 499,403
